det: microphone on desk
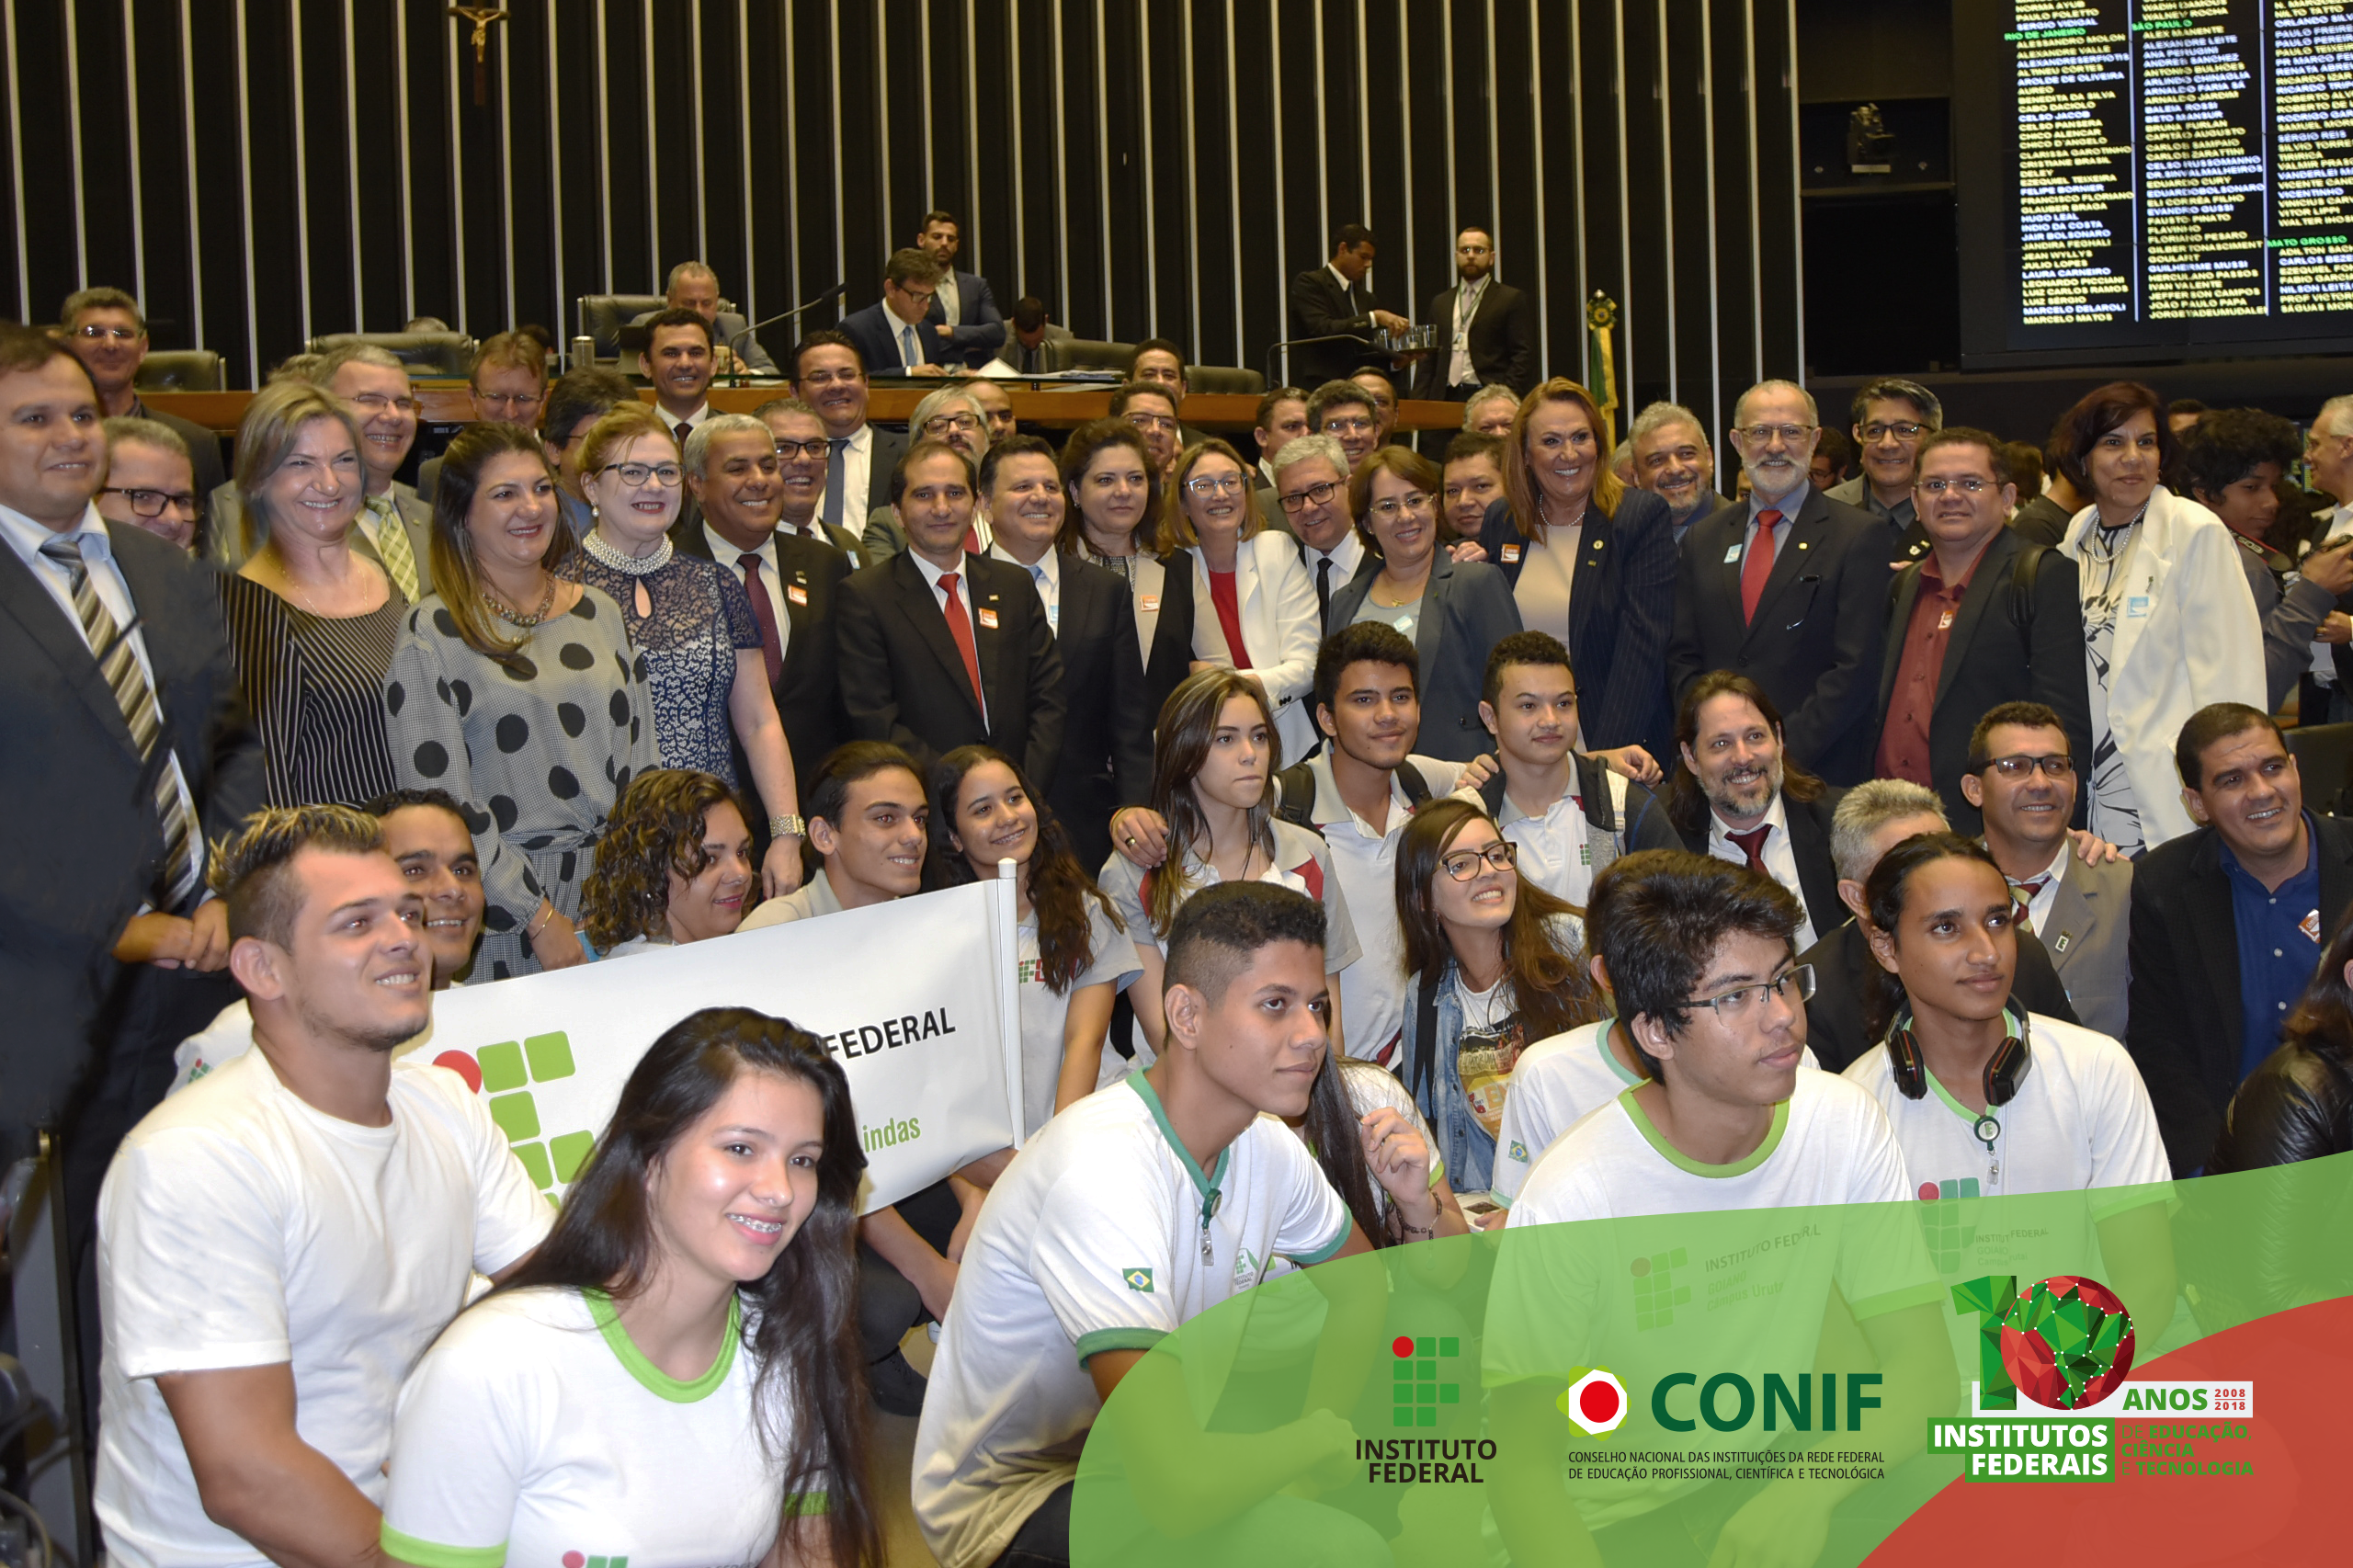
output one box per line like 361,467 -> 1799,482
728,283 -> 849,364
1263,334 -> 1370,390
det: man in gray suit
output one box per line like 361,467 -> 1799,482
1823,376 -> 1938,567
1963,699 -> 2130,1039
631,260 -> 780,376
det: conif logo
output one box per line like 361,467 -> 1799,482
1391,1335 -> 1463,1428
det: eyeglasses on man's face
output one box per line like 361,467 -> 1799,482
1978,754 -> 2074,779
1279,480 -> 1341,514
1688,964 -> 1814,1021
924,413 -> 982,437
773,437 -> 830,461
1439,840 -> 1518,881
100,485 -> 199,517
1734,423 -> 1814,448
1859,421 -> 1926,442
349,392 -> 422,417
1915,475 -> 1996,497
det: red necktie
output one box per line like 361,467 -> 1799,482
938,571 -> 984,710
1741,509 -> 1782,624
1728,825 -> 1772,874
737,553 -> 784,687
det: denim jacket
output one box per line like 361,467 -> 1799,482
1402,959 -> 1497,1195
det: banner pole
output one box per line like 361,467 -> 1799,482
995,858 -> 1026,1148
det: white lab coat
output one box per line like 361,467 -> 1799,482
2061,484 -> 2264,848
1186,530 -> 1322,760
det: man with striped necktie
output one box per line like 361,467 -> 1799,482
0,325 -> 261,1386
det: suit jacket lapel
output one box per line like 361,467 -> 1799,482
2042,867 -> 2095,975
1936,534 -> 2014,710
2,536 -> 144,757
891,552 -> 984,722
1742,499 -> 1826,649
2188,835 -> 2245,1069
972,559 -> 1007,713
1880,567 -> 1924,711
1417,556 -> 1453,681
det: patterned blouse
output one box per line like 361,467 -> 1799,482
574,533 -> 761,787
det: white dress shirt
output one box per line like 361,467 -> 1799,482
1706,791 -> 1817,951
989,542 -> 1061,636
910,550 -> 987,725
1302,529 -> 1367,591
705,523 -> 790,663
661,403 -> 713,440
2012,840 -> 2071,937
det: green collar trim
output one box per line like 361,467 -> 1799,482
1926,1066 -> 1991,1128
1127,1073 -> 1230,1222
1619,1087 -> 1790,1178
1597,1019 -> 1643,1087
585,1288 -> 740,1403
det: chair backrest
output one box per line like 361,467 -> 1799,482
1039,337 -> 1136,374
2288,722 -> 2353,816
1188,364 -> 1266,396
576,295 -> 676,361
132,349 -> 224,392
304,332 -> 476,379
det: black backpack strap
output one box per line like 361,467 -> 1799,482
2008,543 -> 2049,645
1410,970 -> 1443,1108
1478,767 -> 1509,817
1275,761 -> 1317,829
1575,754 -> 1617,831
1398,760 -> 1433,806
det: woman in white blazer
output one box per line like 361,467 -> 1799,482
1156,437 -> 1322,759
2055,381 -> 2263,854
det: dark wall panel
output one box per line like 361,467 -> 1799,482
12,0 -> 1804,427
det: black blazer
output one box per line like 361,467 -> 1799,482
865,426 -> 911,519
1324,553 -> 1523,762
2126,813 -> 2353,1175
1409,280 -> 1537,397
1796,915 -> 2081,1075
839,301 -> 943,378
923,268 -> 1008,369
1287,266 -> 1381,388
1874,528 -> 2094,835
0,524 -> 263,1124
1669,489 -> 1891,786
1045,554 -> 1154,868
837,550 -> 1066,786
1480,489 -> 1680,767
1140,551 -> 1199,727
667,517 -> 852,788
1671,785 -> 1849,944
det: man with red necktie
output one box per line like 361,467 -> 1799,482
1667,379 -> 1889,785
835,440 -> 1065,785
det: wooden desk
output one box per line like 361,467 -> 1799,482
142,385 -> 1471,436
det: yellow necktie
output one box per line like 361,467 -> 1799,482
368,494 -> 422,602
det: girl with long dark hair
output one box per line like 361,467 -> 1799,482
579,768 -> 756,958
381,1007 -> 880,1568
930,745 -> 1139,1131
1395,798 -> 1605,1192
1097,668 -> 1360,1056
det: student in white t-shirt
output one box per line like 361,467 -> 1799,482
1485,849 -> 1957,1565
171,787 -> 488,1093
913,881 -> 1381,1568
95,805 -> 552,1568
381,1006 -> 880,1568
579,767 -> 756,959
1847,830 -> 2176,1344
1491,851 -> 1821,1207
931,744 -> 1142,1133
1098,668 -> 1361,1056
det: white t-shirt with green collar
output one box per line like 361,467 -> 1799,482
1014,901 -> 1143,1135
1492,1021 -> 1818,1205
911,1073 -> 1351,1568
381,1287 -> 818,1568
1486,1069 -> 1937,1531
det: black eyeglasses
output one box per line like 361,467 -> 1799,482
1278,480 -> 1341,514
1977,754 -> 2075,779
1439,841 -> 1518,881
773,437 -> 831,460
1689,965 -> 1815,1021
101,485 -> 199,517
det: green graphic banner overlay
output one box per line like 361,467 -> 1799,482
1068,1152 -> 2349,1567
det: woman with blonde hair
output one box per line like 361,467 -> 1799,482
217,380 -> 405,805
578,768 -> 757,959
574,407 -> 802,895
1155,437 -> 1320,759
1476,378 -> 1678,772
383,424 -> 658,978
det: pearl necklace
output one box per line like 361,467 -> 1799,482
583,527 -> 675,575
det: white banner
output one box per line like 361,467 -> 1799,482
414,877 -> 1025,1212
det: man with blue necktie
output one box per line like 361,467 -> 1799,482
840,250 -> 951,381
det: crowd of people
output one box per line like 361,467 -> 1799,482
5,229 -> 2352,1568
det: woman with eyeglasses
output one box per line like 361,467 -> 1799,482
573,406 -> 804,898
1477,378 -> 1677,778
1059,418 -> 1198,723
1324,446 -> 1521,760
217,381 -> 406,807
383,424 -> 659,978
1156,438 -> 1321,760
1394,798 -> 1604,1194
2050,381 -> 2262,855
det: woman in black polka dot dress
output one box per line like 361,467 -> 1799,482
382,425 -> 659,978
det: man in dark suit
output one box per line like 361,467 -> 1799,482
1873,428 -> 2091,833
1795,778 -> 2078,1073
1665,671 -> 1847,950
2127,702 -> 2353,1174
994,295 -> 1075,374
0,328 -> 262,1365
756,396 -> 870,565
1409,226 -> 1537,401
57,286 -> 227,516
630,260 -> 780,376
913,210 -> 1007,370
839,249 -> 952,381
981,436 -> 1150,866
790,331 -> 908,550
837,440 -> 1065,786
1286,222 -> 1409,390
1668,380 -> 1890,786
672,413 -> 853,799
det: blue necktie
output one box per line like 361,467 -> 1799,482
902,324 -> 921,369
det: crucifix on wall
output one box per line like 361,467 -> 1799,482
449,6 -> 510,107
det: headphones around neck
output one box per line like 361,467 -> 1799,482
1885,1005 -> 2031,1142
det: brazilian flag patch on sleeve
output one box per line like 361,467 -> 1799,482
1122,1267 -> 1154,1293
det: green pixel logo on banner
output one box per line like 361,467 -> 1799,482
1631,1247 -> 1690,1331
436,1033 -> 597,1195
1918,1176 -> 1982,1270
1391,1335 -> 1461,1427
